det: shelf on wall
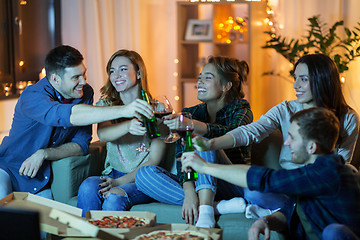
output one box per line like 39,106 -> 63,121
177,0 -> 267,109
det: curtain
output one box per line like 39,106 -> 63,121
61,0 -> 178,110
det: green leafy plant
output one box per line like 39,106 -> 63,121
263,15 -> 360,76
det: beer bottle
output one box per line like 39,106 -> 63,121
183,127 -> 198,182
141,89 -> 161,139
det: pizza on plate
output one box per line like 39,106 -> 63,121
134,230 -> 212,240
88,215 -> 148,228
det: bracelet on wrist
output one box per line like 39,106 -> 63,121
256,217 -> 269,224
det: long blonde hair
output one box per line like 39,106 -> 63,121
100,49 -> 149,106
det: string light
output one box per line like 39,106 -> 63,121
264,0 -> 280,38
340,76 -> 346,84
188,0 -> 259,2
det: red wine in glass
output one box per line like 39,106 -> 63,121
152,95 -> 180,143
176,127 -> 194,139
154,111 -> 172,119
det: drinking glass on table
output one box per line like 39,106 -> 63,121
152,95 -> 180,143
176,112 -> 198,182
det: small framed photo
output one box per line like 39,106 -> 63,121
185,19 -> 213,41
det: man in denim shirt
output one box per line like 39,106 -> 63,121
0,45 -> 154,200
182,107 -> 360,240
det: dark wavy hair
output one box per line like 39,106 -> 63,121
45,45 -> 83,78
290,107 -> 340,154
294,53 -> 349,120
100,49 -> 149,106
208,56 -> 249,102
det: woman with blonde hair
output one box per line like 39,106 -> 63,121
77,49 -> 166,215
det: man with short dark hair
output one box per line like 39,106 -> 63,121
181,107 -> 360,240
0,45 -> 154,199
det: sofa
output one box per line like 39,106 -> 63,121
50,130 -> 360,240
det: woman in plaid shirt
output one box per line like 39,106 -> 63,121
136,56 -> 253,228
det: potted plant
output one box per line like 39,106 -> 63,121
263,15 -> 360,76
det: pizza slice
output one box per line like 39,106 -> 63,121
134,230 -> 212,240
88,215 -> 149,228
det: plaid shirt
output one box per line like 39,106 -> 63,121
177,98 -> 253,183
247,155 -> 360,239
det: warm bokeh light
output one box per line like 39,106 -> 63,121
39,68 -> 46,80
19,61 -> 24,67
174,59 -> 179,64
175,96 -> 180,101
216,16 -> 247,43
173,72 -> 178,77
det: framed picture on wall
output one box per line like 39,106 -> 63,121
185,19 -> 213,41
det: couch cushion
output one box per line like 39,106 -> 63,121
51,141 -> 106,204
51,154 -> 92,204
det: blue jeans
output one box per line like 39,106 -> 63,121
1,168 -> 52,240
322,224 -> 360,240
243,189 -> 290,211
135,150 -> 244,205
77,169 -> 154,216
0,168 -> 12,199
215,150 -> 289,211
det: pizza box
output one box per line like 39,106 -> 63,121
0,192 -> 85,237
121,223 -> 222,240
49,209 -> 156,239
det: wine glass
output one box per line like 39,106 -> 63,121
175,112 -> 194,142
152,95 -> 180,143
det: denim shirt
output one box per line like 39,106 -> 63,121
0,77 -> 93,193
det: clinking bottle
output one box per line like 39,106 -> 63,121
141,89 -> 161,139
183,127 -> 198,182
